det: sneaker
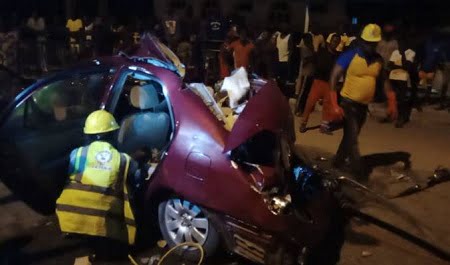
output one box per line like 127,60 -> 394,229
395,120 -> 406,128
299,122 -> 308,133
378,117 -> 392,123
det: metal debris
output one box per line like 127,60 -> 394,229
392,167 -> 450,198
149,255 -> 161,265
361,250 -> 373,257
315,156 -> 328,162
140,257 -> 150,264
73,256 -> 91,265
157,240 -> 167,248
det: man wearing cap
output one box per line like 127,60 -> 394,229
56,110 -> 154,261
328,24 -> 398,179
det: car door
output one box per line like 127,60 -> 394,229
0,69 -> 113,213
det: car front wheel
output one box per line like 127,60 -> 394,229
158,198 -> 220,261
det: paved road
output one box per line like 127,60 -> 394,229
0,105 -> 449,265
297,105 -> 450,265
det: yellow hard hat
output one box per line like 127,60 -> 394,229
361,24 -> 382,42
84,110 -> 120,135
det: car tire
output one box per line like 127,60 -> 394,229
158,198 -> 220,261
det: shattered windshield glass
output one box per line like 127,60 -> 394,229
129,34 -> 185,77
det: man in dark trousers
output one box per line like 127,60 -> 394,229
329,24 -> 398,179
300,33 -> 341,133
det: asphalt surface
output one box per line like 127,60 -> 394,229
0,104 -> 449,265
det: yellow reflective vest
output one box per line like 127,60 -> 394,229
56,141 -> 136,245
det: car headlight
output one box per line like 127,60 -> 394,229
264,194 -> 292,215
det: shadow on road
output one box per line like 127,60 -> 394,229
0,235 -> 33,265
21,241 -> 84,265
363,152 -> 411,175
0,194 -> 18,205
345,228 -> 380,246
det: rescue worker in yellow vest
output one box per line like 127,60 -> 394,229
329,24 -> 398,179
56,110 -> 149,260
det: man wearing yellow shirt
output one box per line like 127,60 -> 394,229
66,17 -> 83,32
66,16 -> 83,56
328,24 -> 398,179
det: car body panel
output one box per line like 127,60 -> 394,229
223,79 -> 291,152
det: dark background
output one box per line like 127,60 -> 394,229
0,0 -> 449,28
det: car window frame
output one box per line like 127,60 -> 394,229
106,67 -> 176,149
0,66 -> 115,130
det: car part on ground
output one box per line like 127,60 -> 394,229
347,208 -> 450,261
392,167 -> 450,198
335,175 -> 450,262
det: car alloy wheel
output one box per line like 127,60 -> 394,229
158,198 -> 220,260
163,199 -> 209,244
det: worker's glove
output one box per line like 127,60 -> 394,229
386,90 -> 398,121
329,90 -> 344,120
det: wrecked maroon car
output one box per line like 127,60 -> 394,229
0,35 -> 344,264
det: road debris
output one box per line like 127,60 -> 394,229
73,256 -> 91,265
157,240 -> 167,248
361,250 -> 373,257
140,257 -> 150,264
393,167 -> 450,198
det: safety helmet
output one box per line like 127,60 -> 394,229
361,24 -> 382,42
84,110 -> 120,135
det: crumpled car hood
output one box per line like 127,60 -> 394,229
223,79 -> 291,152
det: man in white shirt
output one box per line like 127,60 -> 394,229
388,39 -> 416,128
377,24 -> 398,68
66,15 -> 84,57
27,11 -> 45,32
273,23 -> 293,92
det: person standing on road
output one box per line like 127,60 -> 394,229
299,33 -> 341,133
66,14 -> 84,59
26,11 -> 47,73
56,110 -> 153,261
329,24 -> 398,179
228,28 -> 255,71
387,36 -> 416,128
252,29 -> 278,79
274,23 -> 293,91
295,33 -> 315,115
162,8 -> 180,50
376,24 -> 398,67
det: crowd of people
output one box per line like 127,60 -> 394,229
1,8 -> 449,118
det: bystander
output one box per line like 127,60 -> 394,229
300,33 -> 341,133
26,11 -> 47,73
